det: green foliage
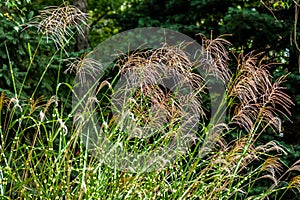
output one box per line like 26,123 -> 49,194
0,0 -> 300,199
1,34 -> 300,198
107,0 -> 300,144
0,0 -> 77,100
221,7 -> 290,51
87,0 -> 124,46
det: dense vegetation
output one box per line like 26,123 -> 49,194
0,0 -> 299,199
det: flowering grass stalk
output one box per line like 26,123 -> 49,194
0,3 -> 299,200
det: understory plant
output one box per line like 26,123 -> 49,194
0,3 -> 299,200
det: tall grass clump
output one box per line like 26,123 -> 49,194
0,3 -> 299,199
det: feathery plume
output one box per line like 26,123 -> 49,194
26,3 -> 88,49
